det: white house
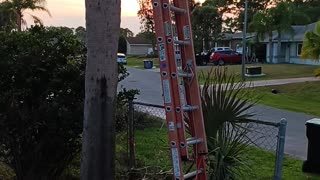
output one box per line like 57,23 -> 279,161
263,22 -> 320,65
126,37 -> 153,56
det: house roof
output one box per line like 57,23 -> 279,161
220,32 -> 257,41
258,22 -> 317,42
221,22 -> 317,43
126,37 -> 152,45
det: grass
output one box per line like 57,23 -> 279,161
1,112 -> 318,179
243,147 -> 319,180
130,122 -> 319,179
248,81 -> 320,117
127,57 -> 319,83
198,64 -> 319,83
126,56 -> 159,69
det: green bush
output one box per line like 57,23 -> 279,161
0,25 -> 139,179
201,67 -> 258,180
0,25 -> 85,179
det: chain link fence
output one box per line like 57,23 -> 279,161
131,101 -> 287,180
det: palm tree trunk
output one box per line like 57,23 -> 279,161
81,0 -> 120,179
277,31 -> 282,63
268,32 -> 273,63
17,13 -> 22,32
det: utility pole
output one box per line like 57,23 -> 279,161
242,0 -> 248,80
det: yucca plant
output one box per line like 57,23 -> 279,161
200,67 -> 259,180
207,123 -> 250,180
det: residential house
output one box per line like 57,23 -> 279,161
262,22 -> 319,65
217,22 -> 320,65
126,37 -> 153,55
219,32 -> 256,53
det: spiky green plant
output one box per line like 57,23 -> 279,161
207,123 -> 251,180
200,67 -> 258,180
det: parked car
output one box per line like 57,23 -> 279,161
209,50 -> 242,65
117,53 -> 127,64
211,47 -> 232,52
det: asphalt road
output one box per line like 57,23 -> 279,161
119,67 -> 317,160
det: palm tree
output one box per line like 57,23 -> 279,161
0,8 -> 16,30
250,1 -> 309,63
0,0 -> 51,31
249,11 -> 275,63
80,0 -> 121,179
301,21 -> 320,60
269,2 -> 296,63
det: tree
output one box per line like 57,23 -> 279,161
204,0 -> 272,32
120,27 -> 134,38
268,1 -> 308,63
0,8 -> 16,30
118,36 -> 127,54
249,1 -> 306,63
75,26 -> 86,43
266,2 -> 294,63
292,0 -> 320,25
191,5 -> 222,52
249,11 -> 275,63
0,0 -> 51,31
301,21 -> 320,60
81,0 -> 120,179
118,28 -> 134,54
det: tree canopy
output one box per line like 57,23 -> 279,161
191,5 -> 222,52
0,0 -> 51,31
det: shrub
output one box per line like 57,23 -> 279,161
200,67 -> 258,179
0,25 -> 85,179
0,25 -> 138,179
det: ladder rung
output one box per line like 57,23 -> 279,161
184,169 -> 203,179
186,137 -> 203,146
169,5 -> 186,14
174,40 -> 190,45
178,72 -> 193,78
183,105 -> 198,111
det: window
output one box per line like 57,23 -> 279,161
297,43 -> 303,56
221,51 -> 231,55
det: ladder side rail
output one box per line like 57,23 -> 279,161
161,0 -> 189,160
172,0 -> 208,154
172,0 -> 208,179
151,0 -> 185,179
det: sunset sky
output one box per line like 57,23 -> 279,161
27,0 -> 205,35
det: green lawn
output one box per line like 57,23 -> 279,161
126,56 -> 159,69
248,81 -> 320,117
198,64 -> 319,83
2,118 -> 318,179
132,125 -> 319,180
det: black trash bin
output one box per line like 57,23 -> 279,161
303,118 -> 320,175
143,60 -> 153,69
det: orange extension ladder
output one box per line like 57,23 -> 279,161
151,0 -> 208,179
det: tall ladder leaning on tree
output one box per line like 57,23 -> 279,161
151,0 -> 208,179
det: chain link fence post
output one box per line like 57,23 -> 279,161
274,118 -> 287,180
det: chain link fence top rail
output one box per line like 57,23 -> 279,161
132,101 -> 280,152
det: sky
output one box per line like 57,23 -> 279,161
27,0 -> 205,35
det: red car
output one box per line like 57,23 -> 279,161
209,50 -> 242,65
